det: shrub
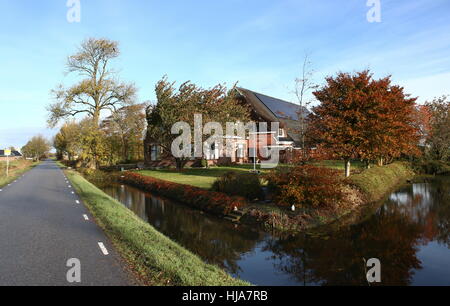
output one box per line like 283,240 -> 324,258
79,168 -> 117,185
119,172 -> 246,215
265,165 -> 347,209
413,160 -> 450,175
211,172 -> 264,200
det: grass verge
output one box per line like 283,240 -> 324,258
0,160 -> 39,188
64,169 -> 250,286
347,161 -> 415,202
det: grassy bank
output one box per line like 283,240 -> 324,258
64,169 -> 250,286
243,162 -> 415,234
0,159 -> 39,188
348,162 -> 415,202
311,160 -> 365,173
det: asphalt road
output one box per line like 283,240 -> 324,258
0,160 -> 134,286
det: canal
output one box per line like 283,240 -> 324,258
100,176 -> 450,285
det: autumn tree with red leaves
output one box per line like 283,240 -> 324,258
309,70 -> 420,177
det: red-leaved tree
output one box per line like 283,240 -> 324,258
309,70 -> 420,177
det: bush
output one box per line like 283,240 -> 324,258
59,159 -> 78,168
414,160 -> 450,175
265,165 -> 347,209
211,172 -> 264,200
79,168 -> 117,185
120,172 -> 246,215
190,158 -> 208,168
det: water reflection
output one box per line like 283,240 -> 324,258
100,176 -> 450,286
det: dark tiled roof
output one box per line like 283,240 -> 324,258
0,150 -> 22,157
253,92 -> 308,120
236,87 -> 310,144
237,88 -> 309,120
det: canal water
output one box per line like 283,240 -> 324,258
100,177 -> 450,286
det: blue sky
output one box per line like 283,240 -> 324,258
0,0 -> 449,149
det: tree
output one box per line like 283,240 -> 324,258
357,75 -> 420,166
48,38 -> 137,127
309,70 -> 420,177
54,121 -> 81,161
425,96 -> 450,161
293,54 -> 318,157
102,104 -> 146,163
21,135 -> 51,161
77,118 -> 108,169
145,77 -> 251,169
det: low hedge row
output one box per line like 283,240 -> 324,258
119,172 -> 246,215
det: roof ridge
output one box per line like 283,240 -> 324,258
237,87 -> 300,107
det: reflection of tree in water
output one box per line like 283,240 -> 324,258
102,178 -> 450,285
264,199 -> 425,285
386,178 -> 450,247
103,183 -> 262,275
432,177 -> 450,247
144,196 -> 263,275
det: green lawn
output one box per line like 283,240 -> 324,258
137,165 -> 268,189
136,160 -> 365,189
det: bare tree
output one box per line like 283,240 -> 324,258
48,38 -> 137,127
293,54 -> 318,156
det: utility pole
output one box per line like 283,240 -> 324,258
5,149 -> 11,177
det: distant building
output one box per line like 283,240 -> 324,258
0,150 -> 23,161
144,87 -> 307,167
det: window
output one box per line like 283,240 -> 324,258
279,128 -> 285,137
237,144 -> 245,158
150,145 -> 160,161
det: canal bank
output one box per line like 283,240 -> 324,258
64,162 -> 450,285
101,176 -> 450,285
115,162 -> 416,234
64,169 -> 250,286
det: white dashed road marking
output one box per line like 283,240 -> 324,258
98,242 -> 109,255
83,214 -> 89,221
76,200 -> 80,204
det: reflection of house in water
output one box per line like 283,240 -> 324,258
389,184 -> 434,221
387,183 -> 439,242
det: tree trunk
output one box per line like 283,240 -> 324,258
93,109 -> 100,127
377,157 -> 384,167
175,158 -> 184,171
344,159 -> 351,177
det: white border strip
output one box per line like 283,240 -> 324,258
98,242 -> 109,255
